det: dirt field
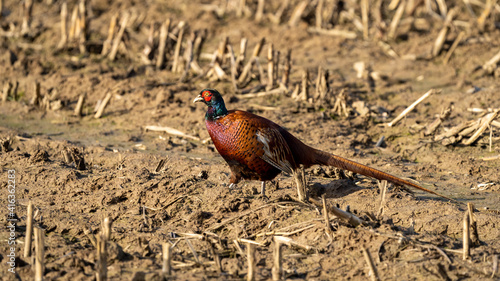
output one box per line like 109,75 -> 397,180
1,0 -> 500,280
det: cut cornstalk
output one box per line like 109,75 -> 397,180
24,201 -> 34,258
108,13 -> 129,61
387,89 -> 437,127
156,19 -> 171,70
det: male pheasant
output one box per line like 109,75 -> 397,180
194,88 -> 454,202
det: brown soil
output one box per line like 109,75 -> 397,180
1,1 -> 500,280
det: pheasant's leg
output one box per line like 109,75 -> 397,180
229,173 -> 241,191
261,181 -> 266,197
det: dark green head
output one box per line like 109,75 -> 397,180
193,89 -> 228,120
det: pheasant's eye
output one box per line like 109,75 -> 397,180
202,91 -> 213,101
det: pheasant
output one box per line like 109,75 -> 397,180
194,89 -> 455,202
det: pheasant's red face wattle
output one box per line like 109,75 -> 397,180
202,90 -> 213,102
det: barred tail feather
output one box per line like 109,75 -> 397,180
313,149 -> 457,202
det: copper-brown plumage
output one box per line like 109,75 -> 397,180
194,89 -> 455,202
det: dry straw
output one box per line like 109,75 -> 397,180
24,201 -> 34,258
463,109 -> 500,145
246,242 -> 256,281
316,0 -> 324,28
74,93 -> 85,117
22,0 -> 33,34
238,38 -> 265,85
2,82 -> 12,103
443,31 -> 465,64
363,247 -> 380,281
94,92 -> 112,119
377,181 -> 388,219
34,227 -> 45,281
255,0 -> 264,22
96,217 -> 112,281
361,0 -> 369,39
96,233 -> 107,281
468,203 -> 480,246
272,237 -> 283,281
162,243 -> 172,277
57,2 -> 68,49
156,19 -> 171,70
311,197 -> 363,227
267,43 -> 275,91
387,0 -> 406,40
30,81 -> 41,107
101,14 -> 118,56
108,13 -> 129,61
387,89 -> 437,127
463,212 -> 470,260
172,21 -> 186,73
321,194 -> 332,239
432,8 -> 457,57
289,1 -> 308,27
282,49 -> 292,88
294,166 -> 308,202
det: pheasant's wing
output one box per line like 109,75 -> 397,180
256,127 -> 295,175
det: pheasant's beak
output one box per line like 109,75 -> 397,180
193,95 -> 204,103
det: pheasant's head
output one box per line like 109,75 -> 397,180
193,89 -> 228,120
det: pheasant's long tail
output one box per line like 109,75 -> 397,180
313,149 -> 457,202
